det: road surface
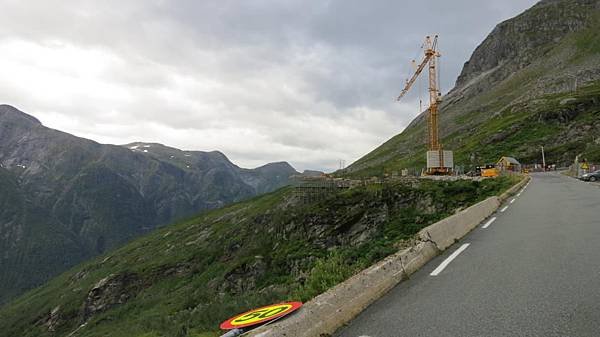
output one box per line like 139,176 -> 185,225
335,173 -> 600,337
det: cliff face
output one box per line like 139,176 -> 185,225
0,105 -> 298,303
455,0 -> 600,91
347,0 -> 600,176
454,0 -> 600,95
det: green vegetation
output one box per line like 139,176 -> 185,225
573,11 -> 600,60
452,81 -> 600,165
0,177 -> 517,337
345,78 -> 600,178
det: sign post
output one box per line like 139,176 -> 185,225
582,162 -> 590,176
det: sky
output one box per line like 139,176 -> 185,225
0,0 -> 538,172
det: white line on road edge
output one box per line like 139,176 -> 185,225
482,217 -> 497,229
430,243 -> 470,276
500,206 -> 509,212
517,193 -> 522,197
510,199 -> 516,204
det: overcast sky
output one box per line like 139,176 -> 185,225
0,0 -> 538,171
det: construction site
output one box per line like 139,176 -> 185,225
292,35 -> 527,204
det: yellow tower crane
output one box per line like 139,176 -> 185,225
397,35 -> 452,175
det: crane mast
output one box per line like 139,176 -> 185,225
397,35 -> 451,175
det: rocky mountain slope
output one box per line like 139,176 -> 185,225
348,0 -> 600,176
0,105 -> 298,303
0,175 -> 516,337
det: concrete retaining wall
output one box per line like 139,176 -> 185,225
245,176 -> 528,337
246,241 -> 438,337
417,196 -> 500,251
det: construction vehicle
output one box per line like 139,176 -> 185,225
480,165 -> 499,178
397,35 -> 453,175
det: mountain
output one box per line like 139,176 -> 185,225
0,105 -> 298,303
123,141 -> 298,196
348,0 -> 600,176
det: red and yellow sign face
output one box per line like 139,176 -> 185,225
220,301 -> 302,330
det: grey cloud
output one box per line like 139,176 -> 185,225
0,0 -> 538,171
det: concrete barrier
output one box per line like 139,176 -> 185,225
417,196 -> 500,251
246,242 -> 438,337
245,176 -> 527,337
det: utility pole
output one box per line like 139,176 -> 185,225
541,146 -> 546,171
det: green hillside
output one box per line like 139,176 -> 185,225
350,81 -> 600,177
347,0 -> 600,176
0,177 -> 516,337
0,106 -> 298,304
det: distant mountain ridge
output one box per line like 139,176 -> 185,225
0,104 -> 298,303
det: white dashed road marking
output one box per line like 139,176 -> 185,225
482,217 -> 497,229
430,243 -> 471,276
500,206 -> 509,212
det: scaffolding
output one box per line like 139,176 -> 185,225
292,175 -> 356,204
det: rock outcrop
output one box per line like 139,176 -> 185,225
82,273 -> 143,320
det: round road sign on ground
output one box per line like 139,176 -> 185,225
220,301 -> 302,330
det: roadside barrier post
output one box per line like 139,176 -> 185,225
220,329 -> 244,337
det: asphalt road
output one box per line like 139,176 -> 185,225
335,173 -> 600,337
